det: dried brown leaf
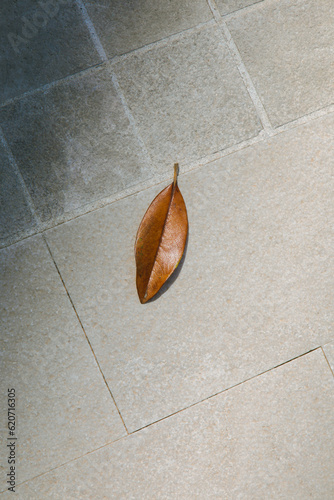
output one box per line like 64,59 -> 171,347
135,163 -> 188,303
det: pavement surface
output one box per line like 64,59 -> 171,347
1,0 -> 334,498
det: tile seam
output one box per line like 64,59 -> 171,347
0,126 -> 41,226
272,104 -> 334,135
75,0 -> 154,168
222,0 -> 266,21
108,19 -> 216,65
74,0 -> 108,62
321,346 -> 334,378
129,346 -> 321,434
42,235 -> 129,435
207,0 -> 273,135
0,432 -> 128,494
109,68 -> 154,166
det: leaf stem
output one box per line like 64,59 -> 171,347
173,163 -> 179,186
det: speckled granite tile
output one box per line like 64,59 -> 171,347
0,144 -> 36,247
0,64 -> 151,224
4,350 -> 334,499
323,342 -> 334,375
114,24 -> 262,171
216,0 -> 263,16
0,236 -> 126,486
83,0 -> 213,58
227,0 -> 334,127
0,0 -> 100,105
44,113 -> 334,431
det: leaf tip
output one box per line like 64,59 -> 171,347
137,288 -> 148,304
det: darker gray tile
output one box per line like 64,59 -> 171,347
0,143 -> 36,247
83,0 -> 213,57
0,0 -> 100,105
0,65 -> 151,224
227,0 -> 334,126
114,25 -> 262,170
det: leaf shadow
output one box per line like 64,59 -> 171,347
145,230 -> 189,304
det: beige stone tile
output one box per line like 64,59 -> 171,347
323,343 -> 334,375
45,113 -> 334,432
0,143 -> 36,248
0,236 -> 126,486
0,65 -> 151,224
0,0 -> 100,105
114,24 -> 262,171
4,350 -> 334,499
83,0 -> 213,58
216,0 -> 263,16
227,0 -> 334,126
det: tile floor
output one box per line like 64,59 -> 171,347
0,0 -> 333,498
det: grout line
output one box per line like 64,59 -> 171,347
108,19 -> 216,65
75,0 -> 108,61
130,347 -> 321,434
74,0 -> 154,172
321,346 -> 334,378
0,126 -> 41,225
222,0 -> 265,21
42,235 -> 129,435
182,130 -> 266,172
272,103 -> 334,135
207,0 -> 273,135
109,67 -> 154,165
0,433 -> 129,494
